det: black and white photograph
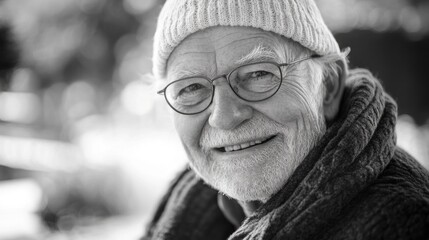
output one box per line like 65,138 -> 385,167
0,0 -> 428,239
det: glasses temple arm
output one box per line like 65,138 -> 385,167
278,54 -> 321,67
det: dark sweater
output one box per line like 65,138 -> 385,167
143,69 -> 429,240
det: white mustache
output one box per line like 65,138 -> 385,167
199,113 -> 282,149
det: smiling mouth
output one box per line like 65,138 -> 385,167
216,135 -> 277,152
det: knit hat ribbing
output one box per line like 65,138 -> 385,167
153,0 -> 340,80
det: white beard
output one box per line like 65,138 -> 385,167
187,110 -> 326,202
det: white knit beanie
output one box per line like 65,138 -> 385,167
153,0 -> 340,80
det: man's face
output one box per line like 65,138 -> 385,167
166,27 -> 326,202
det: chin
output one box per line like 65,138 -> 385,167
216,175 -> 285,202
193,165 -> 282,201
189,149 -> 296,202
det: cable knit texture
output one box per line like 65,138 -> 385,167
152,0 -> 340,79
142,69 -> 429,240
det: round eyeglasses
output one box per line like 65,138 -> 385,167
157,55 -> 320,115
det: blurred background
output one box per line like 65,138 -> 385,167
0,0 -> 428,239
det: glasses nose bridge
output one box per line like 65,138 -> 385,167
210,73 -> 238,100
211,74 -> 228,86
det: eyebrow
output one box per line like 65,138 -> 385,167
234,44 -> 280,66
170,68 -> 206,80
169,44 -> 283,80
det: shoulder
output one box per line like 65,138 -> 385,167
142,166 -> 228,240
377,147 -> 429,197
365,147 -> 429,225
326,148 -> 429,239
142,166 -> 199,238
359,170 -> 429,239
356,147 -> 429,212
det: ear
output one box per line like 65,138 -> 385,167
323,59 -> 347,122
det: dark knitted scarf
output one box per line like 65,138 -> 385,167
144,69 -> 400,240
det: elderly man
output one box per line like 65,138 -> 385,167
143,0 -> 429,239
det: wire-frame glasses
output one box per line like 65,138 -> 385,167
157,55 -> 320,115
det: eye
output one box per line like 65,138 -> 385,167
229,63 -> 281,95
240,70 -> 277,85
178,83 -> 205,96
170,81 -> 212,106
232,63 -> 280,83
249,71 -> 270,79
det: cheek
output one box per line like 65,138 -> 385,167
173,114 -> 206,148
253,89 -> 306,126
281,79 -> 323,112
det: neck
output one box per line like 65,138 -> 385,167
218,194 -> 263,227
239,200 -> 263,217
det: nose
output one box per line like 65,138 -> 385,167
208,80 -> 253,130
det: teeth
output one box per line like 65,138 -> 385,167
223,136 -> 272,152
241,142 -> 250,149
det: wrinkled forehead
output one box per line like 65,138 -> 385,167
166,26 -> 306,81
